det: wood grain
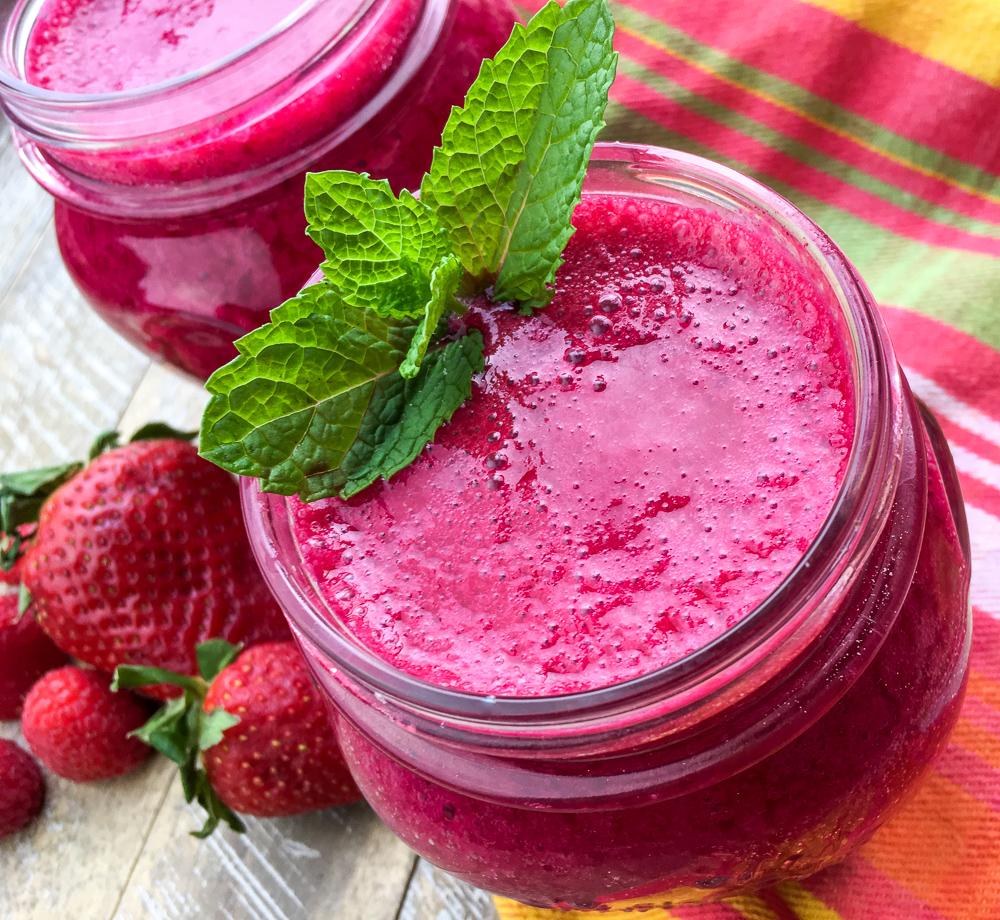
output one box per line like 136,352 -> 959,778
112,780 -> 417,920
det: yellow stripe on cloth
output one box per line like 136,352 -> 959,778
493,897 -> 684,919
802,0 -> 1000,87
726,894 -> 783,920
774,881 -> 847,919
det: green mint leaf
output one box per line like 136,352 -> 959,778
421,0 -> 616,308
130,422 -> 198,444
305,172 -> 454,321
112,664 -> 207,697
195,639 -> 242,683
199,708 -> 240,752
88,430 -> 121,460
399,254 -> 464,379
200,284 -> 482,501
339,329 -> 485,499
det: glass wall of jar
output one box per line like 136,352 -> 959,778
0,0 -> 517,379
240,145 -> 971,910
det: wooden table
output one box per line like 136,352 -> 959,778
0,114 -> 500,920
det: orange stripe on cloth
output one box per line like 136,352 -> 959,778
801,0 -> 1000,87
859,772 -> 1000,920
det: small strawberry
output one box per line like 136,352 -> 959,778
21,666 -> 151,782
0,739 -> 44,838
0,591 -> 70,720
5,424 -> 290,700
115,639 -> 361,837
203,642 -> 361,817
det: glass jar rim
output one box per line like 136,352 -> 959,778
0,0 -> 366,104
0,0 -> 449,215
241,142 -> 905,732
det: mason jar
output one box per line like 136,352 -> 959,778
0,0 -> 516,379
240,144 -> 971,910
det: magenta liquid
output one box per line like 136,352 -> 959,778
15,0 -> 517,378
26,0 -> 304,93
294,195 -> 854,695
283,191 -> 970,909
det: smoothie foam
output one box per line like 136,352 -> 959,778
25,0 -> 305,93
292,195 -> 855,695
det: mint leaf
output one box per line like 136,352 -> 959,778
339,329 -> 485,499
305,172 -> 455,321
200,284 -> 483,501
400,254 -> 463,379
421,0 -> 616,308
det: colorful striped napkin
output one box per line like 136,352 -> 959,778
496,0 -> 1000,917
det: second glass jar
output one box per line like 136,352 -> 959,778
0,0 -> 517,379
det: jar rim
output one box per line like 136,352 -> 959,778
0,0 -> 450,216
0,0 -> 366,104
241,142 -> 905,732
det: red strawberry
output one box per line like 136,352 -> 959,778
19,434 -> 289,699
0,739 -> 44,838
21,666 -> 151,782
0,592 -> 70,720
203,642 -> 361,817
116,639 -> 361,836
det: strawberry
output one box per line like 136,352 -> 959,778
21,666 -> 152,782
0,547 -> 70,719
0,739 -> 44,838
115,639 -> 361,837
7,424 -> 290,699
203,642 -> 361,817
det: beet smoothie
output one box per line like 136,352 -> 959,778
293,195 -> 854,695
3,0 -> 516,378
243,147 -> 971,909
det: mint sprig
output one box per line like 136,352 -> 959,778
422,0 -> 616,309
200,283 -> 484,500
199,0 -> 616,501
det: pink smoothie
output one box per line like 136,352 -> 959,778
25,0 -> 304,93
293,194 -> 854,695
14,0 -> 517,378
281,191 -> 969,908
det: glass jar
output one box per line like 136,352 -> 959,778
0,0 -> 516,379
240,144 -> 971,910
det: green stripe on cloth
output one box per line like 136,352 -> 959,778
611,0 -> 1000,205
601,102 -> 1000,352
613,52 -> 1000,240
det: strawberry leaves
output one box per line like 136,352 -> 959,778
199,0 -> 616,500
114,640 -> 246,839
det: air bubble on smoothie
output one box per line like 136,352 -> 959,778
598,292 -> 622,314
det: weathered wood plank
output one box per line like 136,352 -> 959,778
0,120 -> 58,306
116,361 -> 209,438
398,859 -> 500,920
112,777 -> 417,920
0,720 -> 177,920
0,222 -> 151,468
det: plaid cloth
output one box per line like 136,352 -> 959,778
496,0 -> 1000,916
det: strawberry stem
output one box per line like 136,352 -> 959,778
113,640 -> 247,839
